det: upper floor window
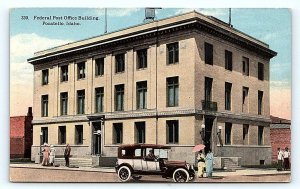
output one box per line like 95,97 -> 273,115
136,81 -> 147,109
258,90 -> 264,115
225,122 -> 232,145
115,84 -> 124,111
242,57 -> 249,76
95,58 -> 104,76
77,90 -> 85,114
77,62 -> 86,79
42,69 -> 49,85
167,77 -> 179,107
205,77 -> 213,102
95,87 -> 104,113
258,62 -> 264,80
137,49 -> 147,69
60,92 -> 68,116
225,50 -> 232,71
242,87 -> 249,113
225,82 -> 232,110
167,42 -> 179,64
115,53 -> 125,73
61,65 -> 68,82
167,120 -> 179,144
41,95 -> 48,117
205,42 -> 213,65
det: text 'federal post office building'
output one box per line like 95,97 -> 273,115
28,11 -> 277,167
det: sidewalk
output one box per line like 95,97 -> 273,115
10,163 -> 291,176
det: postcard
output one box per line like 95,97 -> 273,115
9,8 -> 291,183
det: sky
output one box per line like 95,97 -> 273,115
10,8 -> 291,119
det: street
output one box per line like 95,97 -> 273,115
10,166 -> 290,183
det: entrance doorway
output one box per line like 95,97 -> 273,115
204,117 -> 214,154
92,122 -> 102,155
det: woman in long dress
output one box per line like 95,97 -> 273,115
197,150 -> 206,178
206,149 -> 214,178
49,145 -> 56,166
41,143 -> 50,166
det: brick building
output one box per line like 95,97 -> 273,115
28,11 -> 276,167
10,107 -> 33,158
270,116 -> 291,162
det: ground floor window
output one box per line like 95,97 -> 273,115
41,127 -> 48,144
113,123 -> 123,144
75,125 -> 83,144
135,122 -> 145,143
258,126 -> 264,145
166,120 -> 179,144
58,126 -> 66,144
225,122 -> 232,145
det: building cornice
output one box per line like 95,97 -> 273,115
28,11 -> 276,65
32,109 -> 271,125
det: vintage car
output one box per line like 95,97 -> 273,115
115,144 -> 195,182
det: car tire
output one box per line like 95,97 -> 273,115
172,168 -> 189,182
117,166 -> 132,182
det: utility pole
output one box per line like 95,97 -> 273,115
229,8 -> 232,27
104,8 -> 107,34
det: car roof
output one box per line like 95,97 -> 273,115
118,144 -> 171,149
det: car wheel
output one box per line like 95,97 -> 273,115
117,166 -> 132,182
172,168 -> 189,182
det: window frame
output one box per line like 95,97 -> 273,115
135,122 -> 146,144
41,94 -> 48,117
58,126 -> 66,145
95,57 -> 105,76
205,42 -> 213,65
258,62 -> 264,80
137,49 -> 148,69
61,65 -> 68,82
60,92 -> 68,116
242,57 -> 249,76
258,126 -> 264,145
225,122 -> 232,145
225,82 -> 232,110
95,87 -> 104,113
77,62 -> 86,80
225,50 -> 232,71
75,125 -> 83,145
115,84 -> 124,111
77,90 -> 85,114
113,123 -> 123,144
167,42 -> 179,65
258,90 -> 264,115
42,69 -> 49,85
166,76 -> 179,107
136,81 -> 147,110
166,120 -> 179,144
115,53 -> 125,73
41,127 -> 48,144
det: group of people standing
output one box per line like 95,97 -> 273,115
41,143 -> 71,167
197,149 -> 214,178
277,147 -> 291,171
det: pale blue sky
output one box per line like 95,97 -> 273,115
10,8 -> 291,118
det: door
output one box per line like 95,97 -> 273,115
92,122 -> 101,155
204,117 -> 214,154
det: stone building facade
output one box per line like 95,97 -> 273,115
29,11 -> 276,166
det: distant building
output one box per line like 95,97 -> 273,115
28,11 -> 276,166
270,115 -> 291,162
10,107 -> 33,158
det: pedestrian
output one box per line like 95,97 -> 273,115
64,144 -> 71,167
197,150 -> 206,178
283,147 -> 291,170
49,144 -> 56,166
205,149 -> 214,178
41,143 -> 50,166
277,148 -> 284,171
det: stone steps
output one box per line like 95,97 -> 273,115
223,158 -> 242,170
54,158 -> 92,167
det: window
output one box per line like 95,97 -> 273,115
60,92 -> 68,115
136,81 -> 147,109
205,77 -> 213,102
258,91 -> 264,115
61,65 -> 68,82
135,122 -> 145,144
137,49 -> 147,69
95,87 -> 104,113
167,42 -> 179,64
258,62 -> 264,80
258,126 -> 264,145
42,69 -> 49,85
41,127 -> 48,144
115,84 -> 124,111
58,126 -> 66,144
205,42 -> 213,65
77,90 -> 85,114
167,77 -> 179,107
113,123 -> 123,144
95,58 -> 104,76
75,125 -> 83,144
242,57 -> 249,76
225,82 -> 232,110
225,50 -> 232,71
225,122 -> 232,145
243,124 -> 249,145
77,62 -> 86,79
167,120 -> 179,144
41,95 -> 48,117
115,53 -> 125,73
242,87 -> 249,113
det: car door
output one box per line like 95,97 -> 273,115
133,148 -> 142,170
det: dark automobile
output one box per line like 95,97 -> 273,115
115,144 -> 195,182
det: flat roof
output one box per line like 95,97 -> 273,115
28,11 -> 276,63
